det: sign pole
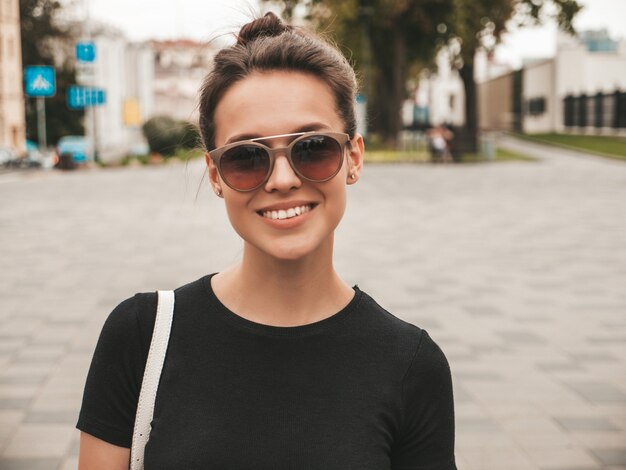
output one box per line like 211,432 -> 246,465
36,96 -> 47,150
92,91 -> 99,162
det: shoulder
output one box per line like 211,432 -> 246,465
355,289 -> 426,350
99,275 -> 210,352
351,289 -> 450,380
98,292 -> 157,355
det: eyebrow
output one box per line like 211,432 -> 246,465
225,123 -> 333,145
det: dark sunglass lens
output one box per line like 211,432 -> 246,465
220,145 -> 270,190
292,135 -> 342,181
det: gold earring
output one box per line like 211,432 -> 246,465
350,173 -> 356,180
215,189 -> 222,197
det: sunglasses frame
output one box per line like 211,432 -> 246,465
209,131 -> 351,192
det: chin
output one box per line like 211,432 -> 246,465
263,243 -> 317,262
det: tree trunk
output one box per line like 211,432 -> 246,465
458,61 -> 478,155
369,29 -> 406,147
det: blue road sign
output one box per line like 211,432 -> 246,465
76,42 -> 96,63
68,86 -> 106,109
24,66 -> 56,97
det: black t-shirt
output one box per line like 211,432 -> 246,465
77,274 -> 456,469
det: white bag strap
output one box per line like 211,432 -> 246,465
130,290 -> 175,470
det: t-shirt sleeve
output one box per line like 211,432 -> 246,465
391,330 -> 456,470
76,293 -> 157,448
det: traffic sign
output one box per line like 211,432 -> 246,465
68,86 -> 106,109
76,42 -> 96,63
24,66 -> 56,97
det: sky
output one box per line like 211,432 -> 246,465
82,0 -> 626,68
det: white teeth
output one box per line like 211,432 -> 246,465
261,204 -> 313,220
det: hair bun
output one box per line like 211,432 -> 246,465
237,12 -> 291,46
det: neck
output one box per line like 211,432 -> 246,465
212,238 -> 354,326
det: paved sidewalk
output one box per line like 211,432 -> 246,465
1,140 -> 625,469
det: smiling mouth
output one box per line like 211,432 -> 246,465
258,203 -> 317,220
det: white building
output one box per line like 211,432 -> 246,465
0,0 -> 25,152
523,30 -> 626,134
83,24 -> 155,162
152,39 -> 217,123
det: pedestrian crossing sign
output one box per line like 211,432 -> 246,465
24,66 -> 56,97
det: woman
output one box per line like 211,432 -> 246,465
77,12 -> 456,469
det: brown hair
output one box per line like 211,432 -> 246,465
198,12 -> 358,151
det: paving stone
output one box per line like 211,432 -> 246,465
0,458 -> 62,470
495,330 -> 546,344
526,446 -> 599,468
538,467 -> 599,470
2,139 -> 626,466
563,382 -> 626,404
24,410 -> 79,425
569,353 -> 618,363
536,362 -> 584,372
590,448 -> 626,466
456,417 -> 500,433
0,398 -> 31,410
554,417 -> 620,433
3,424 -> 74,457
463,305 -> 504,317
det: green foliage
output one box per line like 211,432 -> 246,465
141,116 -> 200,157
445,0 -> 583,64
20,0 -> 85,144
263,0 -> 581,149
262,0 -> 454,144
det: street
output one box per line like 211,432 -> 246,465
0,136 -> 625,469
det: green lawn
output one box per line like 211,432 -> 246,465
364,150 -> 430,163
459,148 -> 537,163
522,133 -> 626,160
364,147 -> 535,163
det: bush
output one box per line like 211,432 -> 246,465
142,116 -> 200,157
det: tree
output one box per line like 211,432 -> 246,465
444,0 -> 582,153
20,0 -> 84,145
262,0 -> 454,146
142,116 -> 200,157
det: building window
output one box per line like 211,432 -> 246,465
594,93 -> 603,128
615,91 -> 626,129
563,95 -> 574,127
586,94 -> 596,128
527,97 -> 546,116
576,95 -> 587,127
602,93 -> 614,128
565,90 -> 625,129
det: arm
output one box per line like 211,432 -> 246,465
78,432 -> 130,470
391,330 -> 456,469
76,294 -> 157,462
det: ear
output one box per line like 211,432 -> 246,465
346,133 -> 364,185
205,152 -> 223,197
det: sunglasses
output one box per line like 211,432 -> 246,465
209,131 -> 351,192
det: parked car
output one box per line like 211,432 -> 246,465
55,136 -> 91,167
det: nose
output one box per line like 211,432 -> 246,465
264,153 -> 301,192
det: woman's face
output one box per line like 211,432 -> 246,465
207,70 -> 363,262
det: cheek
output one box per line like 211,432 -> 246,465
325,182 -> 348,225
222,196 -> 253,234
